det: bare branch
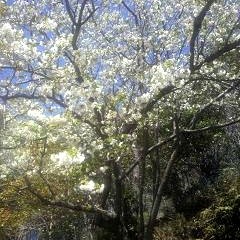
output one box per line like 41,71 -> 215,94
36,137 -> 56,197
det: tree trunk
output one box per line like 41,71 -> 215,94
134,128 -> 149,239
145,146 -> 179,240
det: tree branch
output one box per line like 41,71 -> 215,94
184,117 -> 240,134
122,1 -> 139,26
140,85 -> 176,115
64,51 -> 84,84
189,0 -> 215,72
189,79 -> 240,128
120,134 -> 176,181
146,117 -> 180,239
71,0 -> 98,50
63,0 -> 76,25
194,38 -> 240,71
147,134 -> 176,154
23,176 -> 116,218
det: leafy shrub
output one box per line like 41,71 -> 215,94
191,167 -> 240,240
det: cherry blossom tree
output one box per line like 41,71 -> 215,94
0,0 -> 240,239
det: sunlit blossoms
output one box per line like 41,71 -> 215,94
50,151 -> 85,166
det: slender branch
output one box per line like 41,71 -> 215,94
120,158 -> 138,181
71,0 -> 98,50
63,0 -> 76,25
147,134 -> 176,154
141,85 -> 176,115
146,117 -> 180,239
122,1 -> 139,26
72,0 -> 88,49
194,38 -> 240,71
81,6 -> 98,26
121,115 -> 240,182
4,92 -> 40,101
73,112 -> 108,140
120,134 -> 176,181
184,117 -> 240,134
189,79 -> 240,128
37,137 -> 56,197
47,90 -> 68,108
0,145 -> 20,150
189,0 -> 215,72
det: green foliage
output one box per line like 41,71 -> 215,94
38,209 -> 89,240
192,168 -> 240,240
153,167 -> 240,240
154,214 -> 194,240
